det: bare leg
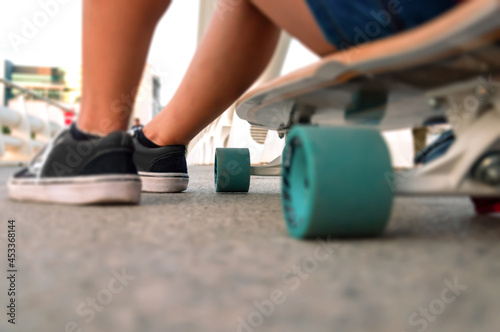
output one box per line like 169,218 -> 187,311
143,0 -> 333,146
251,0 -> 335,56
78,0 -> 171,135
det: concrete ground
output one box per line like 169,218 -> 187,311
0,165 -> 499,332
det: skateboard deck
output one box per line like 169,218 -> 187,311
236,0 -> 500,133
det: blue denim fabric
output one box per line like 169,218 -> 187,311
414,130 -> 455,165
305,0 -> 457,49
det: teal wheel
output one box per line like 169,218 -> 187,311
282,126 -> 394,238
215,148 -> 251,192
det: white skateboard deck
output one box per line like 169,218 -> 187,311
236,0 -> 500,133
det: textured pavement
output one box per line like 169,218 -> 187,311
0,166 -> 499,332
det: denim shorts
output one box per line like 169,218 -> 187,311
305,0 -> 458,49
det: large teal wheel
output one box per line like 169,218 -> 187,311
282,126 -> 394,238
215,148 -> 251,192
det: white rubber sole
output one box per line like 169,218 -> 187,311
8,174 -> 141,205
139,172 -> 189,193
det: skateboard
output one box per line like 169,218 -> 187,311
214,0 -> 500,239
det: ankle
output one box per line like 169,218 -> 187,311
79,117 -> 128,135
142,125 -> 188,147
136,129 -> 160,148
71,123 -> 103,141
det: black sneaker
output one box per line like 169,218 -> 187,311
132,130 -> 189,193
8,125 -> 141,204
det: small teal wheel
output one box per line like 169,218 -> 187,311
282,126 -> 394,238
215,148 -> 251,192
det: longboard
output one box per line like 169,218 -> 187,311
215,0 -> 500,239
236,0 -> 500,132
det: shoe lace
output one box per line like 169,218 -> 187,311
28,127 -> 69,180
